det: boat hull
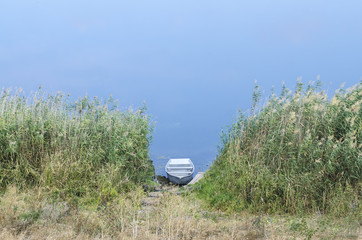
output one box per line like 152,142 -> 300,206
167,173 -> 193,185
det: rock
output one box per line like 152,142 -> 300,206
156,175 -> 169,185
40,201 -> 69,221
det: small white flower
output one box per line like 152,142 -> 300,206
351,102 -> 360,113
331,97 -> 340,106
289,112 -> 296,122
349,95 -> 356,101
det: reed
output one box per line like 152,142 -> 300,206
0,88 -> 154,205
197,80 -> 361,215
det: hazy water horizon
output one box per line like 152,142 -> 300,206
1,1 -> 361,171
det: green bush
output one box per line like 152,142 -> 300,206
198,80 -> 361,215
0,88 -> 154,204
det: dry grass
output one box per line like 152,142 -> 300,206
0,186 -> 360,240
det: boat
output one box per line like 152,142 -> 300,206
165,158 -> 194,185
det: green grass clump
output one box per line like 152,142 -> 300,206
197,80 -> 361,215
0,88 -> 154,205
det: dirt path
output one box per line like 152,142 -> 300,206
138,184 -> 266,239
141,185 -> 179,214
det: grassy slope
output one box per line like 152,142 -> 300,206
1,185 -> 360,239
197,81 -> 361,215
0,89 -> 154,205
0,86 -> 360,239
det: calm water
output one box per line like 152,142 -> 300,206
1,1 -> 361,174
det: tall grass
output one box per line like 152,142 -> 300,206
197,80 -> 361,215
0,88 -> 154,204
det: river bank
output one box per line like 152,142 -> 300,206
1,183 -> 360,240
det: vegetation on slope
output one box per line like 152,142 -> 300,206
197,81 -> 361,215
1,185 -> 359,239
0,85 -> 360,239
0,88 -> 154,205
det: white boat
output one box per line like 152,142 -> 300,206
165,158 -> 194,185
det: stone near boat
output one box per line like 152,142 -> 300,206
187,172 -> 205,185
